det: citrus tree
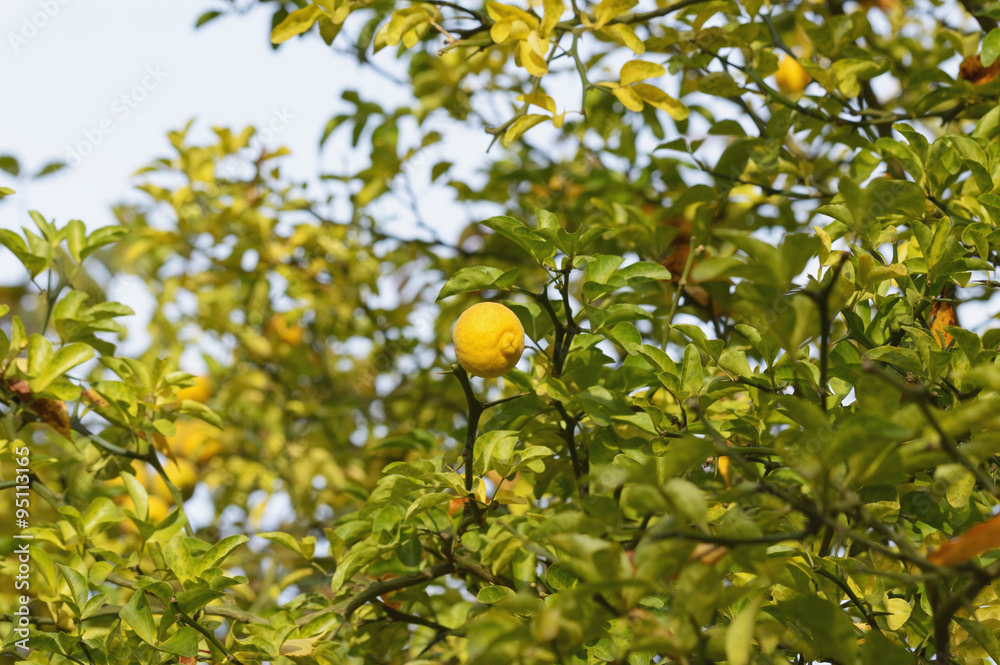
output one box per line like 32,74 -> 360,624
3,0 -> 1000,662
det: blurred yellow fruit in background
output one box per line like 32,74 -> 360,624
775,55 -> 810,93
149,458 -> 199,500
167,420 -> 222,464
120,494 -> 172,533
177,376 -> 212,403
267,314 -> 305,345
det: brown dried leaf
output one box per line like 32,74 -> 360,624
928,513 -> 1000,566
689,542 -> 727,565
959,54 -> 1000,85
31,398 -> 71,439
81,388 -> 110,408
7,379 -> 71,439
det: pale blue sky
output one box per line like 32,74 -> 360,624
0,0 -> 495,266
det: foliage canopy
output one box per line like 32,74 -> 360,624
3,0 -> 1000,662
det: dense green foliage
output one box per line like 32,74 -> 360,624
4,0 -> 1000,662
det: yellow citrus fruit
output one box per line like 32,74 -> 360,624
452,302 -> 525,378
775,56 -> 811,94
149,458 -> 199,501
267,314 -> 305,346
177,376 -> 212,403
167,420 -> 222,464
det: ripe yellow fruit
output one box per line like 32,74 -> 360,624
167,420 -> 222,464
267,314 -> 305,346
177,376 -> 212,403
149,458 -> 199,501
452,302 -> 525,378
775,56 -> 810,94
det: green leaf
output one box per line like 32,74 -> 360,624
405,492 -> 455,521
662,478 -> 708,524
954,616 -> 1000,661
860,629 -> 918,665
201,534 -> 249,570
477,585 -> 515,603
56,564 -> 89,612
64,220 -> 86,263
0,229 -> 48,276
121,590 -> 157,645
0,187 -> 15,198
605,322 -> 642,355
157,627 -> 200,656
175,588 -> 226,615
82,497 -> 120,535
726,596 -> 763,665
680,344 -> 704,396
615,261 -> 672,283
437,266 -> 519,300
80,593 -> 110,620
271,4 -> 323,44
475,430 -> 520,476
481,216 -> 555,263
195,10 -> 223,28
770,596 -> 858,664
29,341 -> 94,393
984,28 -> 1000,67
33,161 -> 66,178
81,226 -> 127,260
0,155 -> 19,176
175,400 -> 223,429
258,531 -> 309,558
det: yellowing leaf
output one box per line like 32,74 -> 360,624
488,2 -> 539,42
857,254 -> 907,290
885,597 -> 912,630
517,38 -> 549,76
611,85 -> 644,111
928,513 -> 1000,566
717,455 -> 731,488
620,60 -> 666,86
493,489 -> 528,505
600,24 -> 645,54
593,0 -> 637,29
632,83 -> 689,119
726,595 -> 763,665
374,7 -> 432,52
271,5 -> 323,44
929,299 -> 956,349
491,19 -> 513,43
519,92 -> 557,114
503,114 -> 548,146
541,0 -> 565,36
279,637 -> 320,657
